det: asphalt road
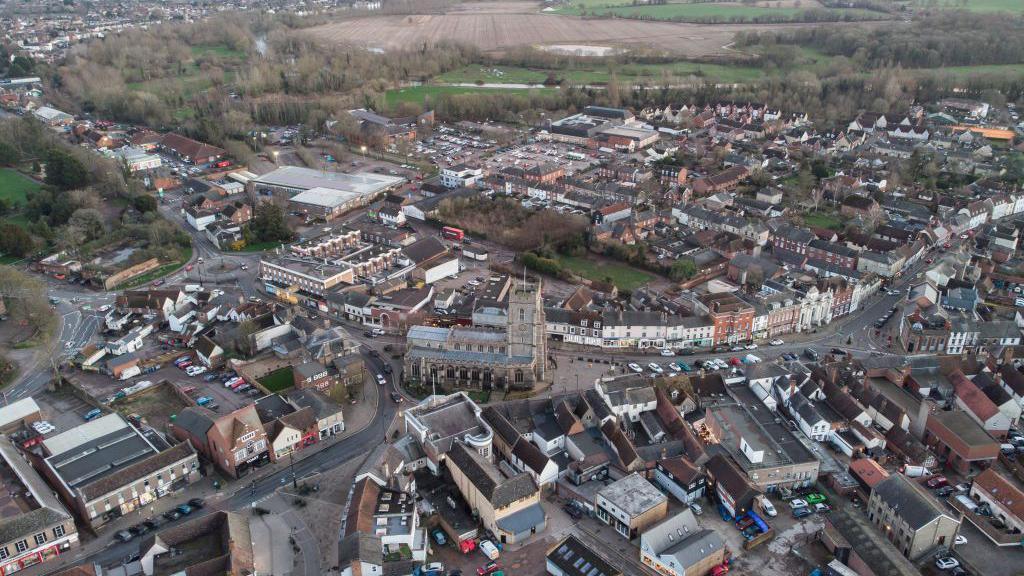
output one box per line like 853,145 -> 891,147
73,348 -> 401,571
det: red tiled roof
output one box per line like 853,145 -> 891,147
973,468 -> 1024,521
951,371 -> 1000,422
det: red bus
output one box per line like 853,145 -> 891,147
442,226 -> 464,242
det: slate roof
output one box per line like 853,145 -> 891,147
871,474 -> 950,530
512,438 -> 551,476
546,535 -> 623,576
445,442 -> 537,509
80,441 -> 196,501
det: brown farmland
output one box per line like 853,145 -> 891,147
307,12 -> 819,57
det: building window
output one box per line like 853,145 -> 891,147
519,309 -> 525,322
34,533 -> 46,546
0,547 -> 7,560
53,525 -> 65,539
15,540 -> 27,553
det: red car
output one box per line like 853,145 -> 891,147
926,475 -> 948,489
729,357 -> 741,366
477,562 -> 501,575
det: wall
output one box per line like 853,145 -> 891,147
104,258 -> 162,290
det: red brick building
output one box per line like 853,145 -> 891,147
699,292 -> 755,345
923,410 -> 999,475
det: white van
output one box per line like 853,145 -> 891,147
479,540 -> 500,560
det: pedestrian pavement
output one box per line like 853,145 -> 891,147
24,366 -> 383,576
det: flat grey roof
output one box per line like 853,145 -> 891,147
254,166 -> 404,194
44,415 -> 158,492
598,473 -> 666,518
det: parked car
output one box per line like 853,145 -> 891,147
935,486 -> 955,497
935,557 -> 960,570
790,499 -> 808,509
927,476 -> 949,489
176,504 -> 193,516
83,408 -> 102,421
805,493 -> 827,505
659,348 -> 674,357
770,339 -> 785,346
792,506 -> 812,519
814,503 -> 831,513
431,528 -> 447,546
628,363 -> 643,373
188,498 -> 205,509
477,561 -> 501,575
114,530 -> 134,543
955,534 -> 967,545
647,363 -> 663,374
562,504 -> 582,519
163,509 -> 182,521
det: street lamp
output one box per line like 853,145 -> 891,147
360,146 -> 367,155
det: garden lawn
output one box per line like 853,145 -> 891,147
0,169 -> 40,207
555,254 -> 653,292
259,366 -> 295,393
118,246 -> 193,289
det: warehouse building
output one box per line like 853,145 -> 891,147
252,166 -> 405,221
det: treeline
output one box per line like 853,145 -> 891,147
582,7 -> 888,24
738,13 -> 1024,69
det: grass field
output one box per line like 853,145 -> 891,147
802,212 -> 844,231
190,44 -> 247,59
0,169 -> 39,207
912,0 -> 1024,13
914,63 -> 1024,79
557,1 -> 885,20
436,61 -> 764,86
555,254 -> 653,291
384,85 -> 555,106
259,366 -> 295,393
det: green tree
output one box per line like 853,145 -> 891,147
247,203 -> 292,243
132,194 -> 158,213
0,224 -> 33,257
0,141 -> 18,166
669,260 -> 697,281
43,149 -> 88,191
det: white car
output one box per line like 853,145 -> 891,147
647,363 -> 664,374
628,363 -> 643,373
660,348 -> 675,357
98,305 -> 111,313
954,534 -> 967,545
935,557 -> 959,570
789,499 -> 808,509
376,374 -> 387,386
372,328 -> 386,336
745,343 -> 758,350
186,366 -> 207,376
760,499 -> 777,517
769,339 -> 784,346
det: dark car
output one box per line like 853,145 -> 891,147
562,504 -> 582,519
830,348 -> 848,356
390,392 -> 404,403
142,519 -> 159,531
935,486 -> 955,497
188,498 -> 205,509
176,504 -> 193,515
163,509 -> 182,521
363,331 -> 374,338
128,524 -> 150,537
382,364 -> 393,374
114,530 -> 134,543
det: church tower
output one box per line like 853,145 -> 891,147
506,278 -> 547,382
